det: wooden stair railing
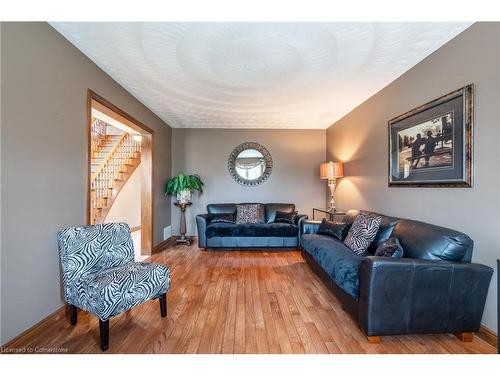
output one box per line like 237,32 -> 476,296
90,133 -> 141,224
90,118 -> 108,156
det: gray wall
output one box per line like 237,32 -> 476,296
0,22 -> 172,344
326,22 -> 500,333
171,129 -> 326,235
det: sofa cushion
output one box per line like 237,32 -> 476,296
265,203 -> 295,223
392,218 -> 473,262
206,223 -> 298,238
344,213 -> 382,255
236,204 -> 265,224
343,209 -> 360,225
301,234 -> 365,299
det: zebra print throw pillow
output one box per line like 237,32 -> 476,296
236,204 -> 265,224
344,213 -> 382,255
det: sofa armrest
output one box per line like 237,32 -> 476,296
300,220 -> 321,235
358,256 -> 493,336
296,214 -> 309,243
296,214 -> 309,228
299,220 -> 321,247
195,214 -> 209,248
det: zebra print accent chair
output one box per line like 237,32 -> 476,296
57,223 -> 170,351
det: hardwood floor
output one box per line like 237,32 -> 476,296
4,244 -> 496,354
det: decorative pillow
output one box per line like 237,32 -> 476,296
317,218 -> 350,241
273,210 -> 298,225
235,204 -> 265,224
374,237 -> 404,258
207,213 -> 235,224
344,213 -> 382,255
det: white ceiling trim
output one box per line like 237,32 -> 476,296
51,22 -> 472,129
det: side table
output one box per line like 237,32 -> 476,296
312,208 -> 346,221
174,202 -> 193,246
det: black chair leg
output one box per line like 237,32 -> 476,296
70,305 -> 77,325
99,319 -> 109,351
159,293 -> 167,317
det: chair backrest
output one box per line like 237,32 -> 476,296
57,223 -> 134,301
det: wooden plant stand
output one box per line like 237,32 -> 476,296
174,202 -> 193,246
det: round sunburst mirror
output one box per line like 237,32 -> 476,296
228,142 -> 273,186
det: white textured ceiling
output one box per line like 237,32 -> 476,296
51,22 -> 471,129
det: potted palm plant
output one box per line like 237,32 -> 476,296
165,172 -> 204,203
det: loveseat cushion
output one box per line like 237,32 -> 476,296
206,223 -> 299,238
207,204 -> 237,215
301,234 -> 365,299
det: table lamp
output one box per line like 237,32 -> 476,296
320,161 -> 344,212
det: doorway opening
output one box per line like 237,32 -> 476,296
87,90 -> 154,258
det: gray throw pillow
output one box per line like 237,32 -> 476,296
273,210 -> 298,225
317,218 -> 350,241
344,212 -> 382,255
207,213 -> 235,224
236,204 -> 265,224
374,237 -> 404,258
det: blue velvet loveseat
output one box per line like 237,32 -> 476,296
196,203 -> 308,249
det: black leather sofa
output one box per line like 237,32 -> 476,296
196,203 -> 308,249
300,209 -> 493,342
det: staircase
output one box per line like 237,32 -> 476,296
91,134 -> 123,173
90,123 -> 142,224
